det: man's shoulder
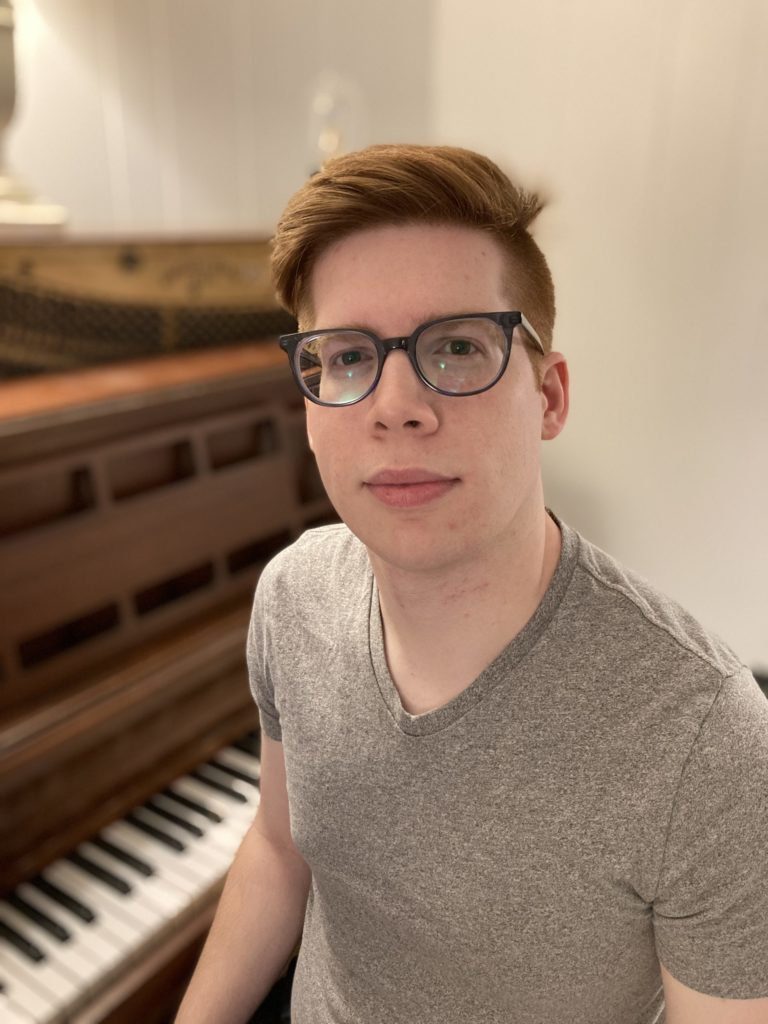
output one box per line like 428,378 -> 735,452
258,522 -> 369,600
568,525 -> 745,683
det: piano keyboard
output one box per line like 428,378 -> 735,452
0,734 -> 261,1024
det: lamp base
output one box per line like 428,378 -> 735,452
0,172 -> 67,226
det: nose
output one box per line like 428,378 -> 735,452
365,350 -> 439,433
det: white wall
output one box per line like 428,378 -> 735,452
434,0 -> 768,668
6,0 -> 767,668
7,0 -> 432,234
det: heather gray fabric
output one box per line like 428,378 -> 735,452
247,517 -> 768,1023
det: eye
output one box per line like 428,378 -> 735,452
430,336 -> 482,359
441,338 -> 475,356
337,349 -> 364,366
327,346 -> 376,372
320,336 -> 378,376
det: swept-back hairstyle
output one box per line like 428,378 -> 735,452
270,143 -> 556,365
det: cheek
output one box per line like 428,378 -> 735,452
304,415 -> 350,491
472,401 -> 541,492
305,408 -> 335,463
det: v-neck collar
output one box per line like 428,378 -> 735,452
367,514 -> 580,737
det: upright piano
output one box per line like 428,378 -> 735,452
0,240 -> 333,1023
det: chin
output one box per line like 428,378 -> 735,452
350,521 -> 474,576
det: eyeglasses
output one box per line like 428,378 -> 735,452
279,311 -> 544,407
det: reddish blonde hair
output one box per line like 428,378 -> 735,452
271,144 -> 556,367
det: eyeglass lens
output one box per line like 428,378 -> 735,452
296,317 -> 508,405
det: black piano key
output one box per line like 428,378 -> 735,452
67,852 -> 132,895
192,768 -> 247,802
0,918 -> 46,963
7,893 -> 70,943
161,787 -> 222,823
125,812 -> 185,851
92,836 -> 154,878
145,799 -> 204,837
31,876 -> 95,923
209,757 -> 259,786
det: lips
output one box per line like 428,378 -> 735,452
364,468 -> 458,508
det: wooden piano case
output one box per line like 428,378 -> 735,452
0,239 -> 334,1022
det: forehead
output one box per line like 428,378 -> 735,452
308,223 -> 514,332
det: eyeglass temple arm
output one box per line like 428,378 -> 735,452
519,313 -> 545,355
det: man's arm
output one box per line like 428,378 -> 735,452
662,964 -> 768,1023
174,734 -> 311,1024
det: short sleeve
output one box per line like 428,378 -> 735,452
652,668 -> 768,998
246,574 -> 283,741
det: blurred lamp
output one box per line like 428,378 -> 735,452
0,0 -> 66,228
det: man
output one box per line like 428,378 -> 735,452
176,145 -> 768,1023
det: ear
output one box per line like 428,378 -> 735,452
539,352 -> 569,441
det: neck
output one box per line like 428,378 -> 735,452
369,506 -> 562,714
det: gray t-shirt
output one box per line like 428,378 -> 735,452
247,517 -> 768,1023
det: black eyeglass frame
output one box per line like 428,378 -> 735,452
278,310 -> 545,408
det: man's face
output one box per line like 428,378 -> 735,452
305,223 -> 568,575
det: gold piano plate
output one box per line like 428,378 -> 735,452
0,236 -> 296,376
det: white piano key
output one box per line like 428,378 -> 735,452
41,863 -> 152,949
0,974 -> 57,1024
138,817 -> 237,880
0,990 -> 38,1024
167,775 -> 242,820
129,807 -> 233,873
57,856 -> 166,935
195,763 -> 258,802
141,822 -> 238,875
120,816 -> 226,888
213,747 -> 262,781
119,812 -> 223,877
0,943 -> 67,1021
0,733 -> 261,1024
77,840 -> 188,919
0,913 -> 81,1006
0,902 -> 99,991
219,743 -> 261,769
169,772 -> 254,818
55,859 -> 154,935
15,883 -> 123,974
149,792 -> 243,854
171,775 -> 256,827
189,767 -> 257,809
153,786 -> 252,851
102,822 -> 213,899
